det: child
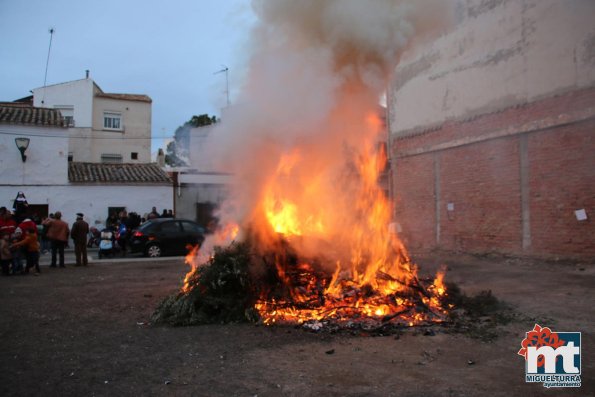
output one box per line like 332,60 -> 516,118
10,228 -> 24,275
0,232 -> 12,275
12,228 -> 40,274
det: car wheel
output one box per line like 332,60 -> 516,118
146,244 -> 162,258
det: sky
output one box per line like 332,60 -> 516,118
0,0 -> 256,156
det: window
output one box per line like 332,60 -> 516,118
131,152 -> 138,160
64,116 -> 75,127
68,152 -> 73,162
103,112 -> 122,130
181,221 -> 204,234
55,105 -> 74,127
101,154 -> 123,163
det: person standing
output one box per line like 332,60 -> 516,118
0,232 -> 12,276
147,207 -> 159,219
44,211 -> 69,268
11,228 -> 40,274
70,213 -> 89,266
12,191 -> 28,224
105,212 -> 118,230
10,228 -> 24,275
0,210 -> 17,236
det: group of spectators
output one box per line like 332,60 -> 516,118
0,192 -> 175,276
0,206 -> 77,275
100,207 -> 174,255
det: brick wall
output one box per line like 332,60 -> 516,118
391,87 -> 595,258
392,155 -> 436,250
527,120 -> 595,257
438,138 -> 522,253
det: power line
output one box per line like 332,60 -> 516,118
0,129 -> 175,140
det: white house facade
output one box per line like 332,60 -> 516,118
0,105 -> 69,215
0,104 -> 172,231
31,77 -> 152,164
172,124 -> 232,225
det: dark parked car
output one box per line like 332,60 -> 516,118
130,218 -> 205,257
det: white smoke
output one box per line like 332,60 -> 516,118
204,0 -> 453,256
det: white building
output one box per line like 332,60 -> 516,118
172,123 -> 232,225
0,105 -> 69,215
31,76 -> 152,163
0,104 -> 172,229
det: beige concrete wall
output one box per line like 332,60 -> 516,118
389,0 -> 595,136
89,97 -> 152,163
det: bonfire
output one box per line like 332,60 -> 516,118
154,112 -> 449,330
152,0 -> 457,331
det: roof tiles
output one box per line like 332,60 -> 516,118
0,105 -> 65,127
69,162 -> 172,184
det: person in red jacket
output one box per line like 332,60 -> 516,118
18,218 -> 37,235
0,209 -> 17,236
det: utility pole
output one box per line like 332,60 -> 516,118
42,27 -> 55,106
214,66 -> 230,107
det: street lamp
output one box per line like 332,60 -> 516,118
15,137 -> 30,162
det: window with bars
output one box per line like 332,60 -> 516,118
101,154 -> 123,163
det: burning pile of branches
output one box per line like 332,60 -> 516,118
152,242 -> 254,326
152,236 -> 450,331
151,0 -> 471,332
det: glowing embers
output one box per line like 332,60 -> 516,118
253,255 -> 448,329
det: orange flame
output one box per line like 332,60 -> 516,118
182,109 -> 448,327
252,110 -> 448,326
181,222 -> 239,293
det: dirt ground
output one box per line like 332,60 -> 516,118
0,252 -> 592,397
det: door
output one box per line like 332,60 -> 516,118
26,204 -> 48,223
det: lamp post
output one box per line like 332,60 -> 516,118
15,137 -> 30,162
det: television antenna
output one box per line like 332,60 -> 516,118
42,27 -> 55,106
214,66 -> 230,107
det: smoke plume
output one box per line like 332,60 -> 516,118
205,0 -> 453,262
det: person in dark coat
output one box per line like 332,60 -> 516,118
12,192 -> 28,224
105,212 -> 118,230
70,213 -> 89,266
147,207 -> 160,219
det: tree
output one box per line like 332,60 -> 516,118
165,114 -> 218,167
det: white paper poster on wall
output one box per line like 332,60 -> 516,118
575,209 -> 587,221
